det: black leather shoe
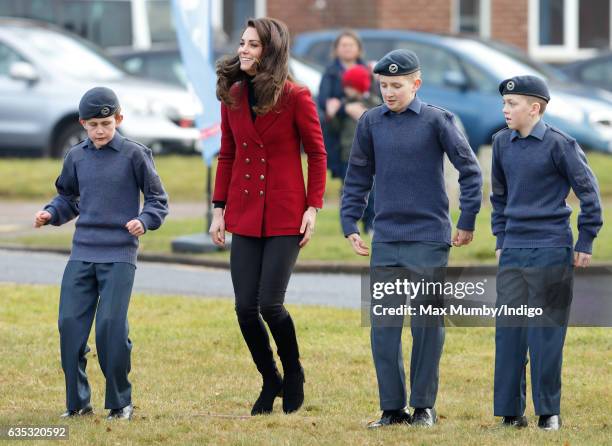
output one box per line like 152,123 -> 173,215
251,372 -> 284,415
367,409 -> 412,429
107,404 -> 133,421
501,415 -> 528,428
411,408 -> 437,427
282,367 -> 305,414
538,414 -> 561,431
60,404 -> 93,418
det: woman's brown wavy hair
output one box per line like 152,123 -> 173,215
216,17 -> 294,115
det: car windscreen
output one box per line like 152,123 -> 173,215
13,27 -> 124,81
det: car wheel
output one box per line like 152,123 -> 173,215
53,122 -> 86,158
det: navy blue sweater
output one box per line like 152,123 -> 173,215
490,120 -> 602,253
340,96 -> 483,244
45,133 -> 169,265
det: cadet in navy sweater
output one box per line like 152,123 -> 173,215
34,87 -> 168,421
491,76 -> 602,431
340,49 -> 483,429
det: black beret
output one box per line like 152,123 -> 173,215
373,49 -> 420,76
79,87 -> 120,120
499,75 -> 550,102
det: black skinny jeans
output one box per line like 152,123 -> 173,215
230,234 -> 301,325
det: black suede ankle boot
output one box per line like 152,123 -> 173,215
238,317 -> 283,415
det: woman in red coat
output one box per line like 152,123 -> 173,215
210,17 -> 326,415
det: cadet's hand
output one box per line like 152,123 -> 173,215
574,251 -> 591,268
345,102 -> 367,121
347,233 -> 369,256
496,249 -> 501,261
452,229 -> 473,247
326,98 -> 342,119
125,219 -> 145,237
34,210 -> 52,228
299,207 -> 317,248
209,208 -> 226,247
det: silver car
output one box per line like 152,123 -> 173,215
0,18 -> 201,157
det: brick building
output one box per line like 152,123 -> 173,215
2,0 -> 609,63
258,0 -> 611,63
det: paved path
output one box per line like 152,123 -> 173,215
1,249 -> 610,326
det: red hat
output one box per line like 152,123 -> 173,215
342,65 -> 371,94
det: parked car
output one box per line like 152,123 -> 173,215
0,18 -> 201,157
293,29 -> 612,154
561,52 -> 612,93
109,45 -> 325,97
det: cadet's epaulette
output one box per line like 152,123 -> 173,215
426,103 -> 452,115
69,139 -> 88,153
124,138 -> 151,152
63,140 -> 87,160
492,127 -> 510,140
75,139 -> 88,149
549,126 -> 575,143
361,105 -> 383,122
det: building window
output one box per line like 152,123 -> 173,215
579,0 -> 610,49
459,0 -> 480,33
147,0 -> 175,43
539,0 -> 564,45
453,0 -> 490,38
531,0 -> 612,62
62,1 -> 133,48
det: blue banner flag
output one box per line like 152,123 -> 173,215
171,0 -> 221,166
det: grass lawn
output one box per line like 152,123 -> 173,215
1,151 -> 612,203
1,152 -> 611,264
0,155 -> 344,203
0,284 -> 610,445
4,202 -> 612,264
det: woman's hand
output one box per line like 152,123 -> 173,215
209,208 -> 226,247
299,206 -> 318,248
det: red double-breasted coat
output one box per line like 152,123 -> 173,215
213,80 -> 327,237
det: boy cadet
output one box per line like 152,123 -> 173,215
491,75 -> 602,430
340,49 -> 483,428
34,87 -> 169,420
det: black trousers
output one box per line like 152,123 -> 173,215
231,234 -> 301,325
230,234 -> 303,376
